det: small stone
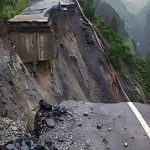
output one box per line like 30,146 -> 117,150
40,140 -> 45,146
58,118 -> 64,122
39,100 -> 52,111
45,118 -> 55,128
38,112 -> 42,117
21,145 -> 29,150
57,133 -> 65,142
12,126 -> 17,131
131,136 -> 134,139
103,122 -> 107,125
6,144 -> 15,150
97,124 -> 102,129
124,143 -> 128,147
27,133 -> 31,137
54,106 -> 67,115
83,112 -> 88,116
30,146 -> 35,150
78,123 -> 82,127
16,143 -> 20,148
103,138 -> 108,144
124,127 -> 127,130
22,141 -> 26,146
5,120 -> 10,124
106,145 -> 110,149
30,140 -> 35,149
53,147 -> 59,150
108,128 -> 111,131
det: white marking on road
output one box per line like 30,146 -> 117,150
128,102 -> 150,138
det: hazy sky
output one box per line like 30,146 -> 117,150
122,0 -> 150,14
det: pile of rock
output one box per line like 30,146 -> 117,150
2,136 -> 58,150
0,117 -> 26,145
1,100 -> 68,150
34,100 -> 67,136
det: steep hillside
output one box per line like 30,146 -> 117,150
94,0 -> 136,52
94,0 -> 127,37
100,0 -> 142,51
142,9 -> 150,55
50,6 -> 126,103
103,0 -> 150,57
137,2 -> 150,57
79,0 -> 150,102
103,0 -> 130,20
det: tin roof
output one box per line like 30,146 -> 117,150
9,15 -> 48,22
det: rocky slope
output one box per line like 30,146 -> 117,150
102,0 -> 150,57
94,0 -> 127,37
0,35 -> 43,128
137,1 -> 150,57
100,0 -> 142,47
50,5 -> 127,103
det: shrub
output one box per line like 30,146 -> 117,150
0,0 -> 28,21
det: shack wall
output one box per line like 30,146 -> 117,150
9,31 -> 55,63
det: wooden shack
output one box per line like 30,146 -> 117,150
8,15 -> 55,63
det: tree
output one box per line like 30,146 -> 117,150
0,0 -> 4,12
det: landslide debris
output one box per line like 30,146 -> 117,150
1,100 -> 150,150
1,100 -> 68,150
0,117 -> 26,145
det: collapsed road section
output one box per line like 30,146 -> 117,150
1,100 -> 150,150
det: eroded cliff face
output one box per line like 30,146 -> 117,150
0,1 -> 127,126
0,36 -> 43,130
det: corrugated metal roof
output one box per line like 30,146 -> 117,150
9,15 -> 48,22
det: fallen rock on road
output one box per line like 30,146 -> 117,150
1,100 -> 150,150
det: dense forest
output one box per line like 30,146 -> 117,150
0,0 -> 28,20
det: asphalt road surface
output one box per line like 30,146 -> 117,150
40,101 -> 150,150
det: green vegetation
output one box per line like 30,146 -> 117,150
0,0 -> 28,21
124,38 -> 135,54
79,0 -> 150,100
79,0 -> 133,70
